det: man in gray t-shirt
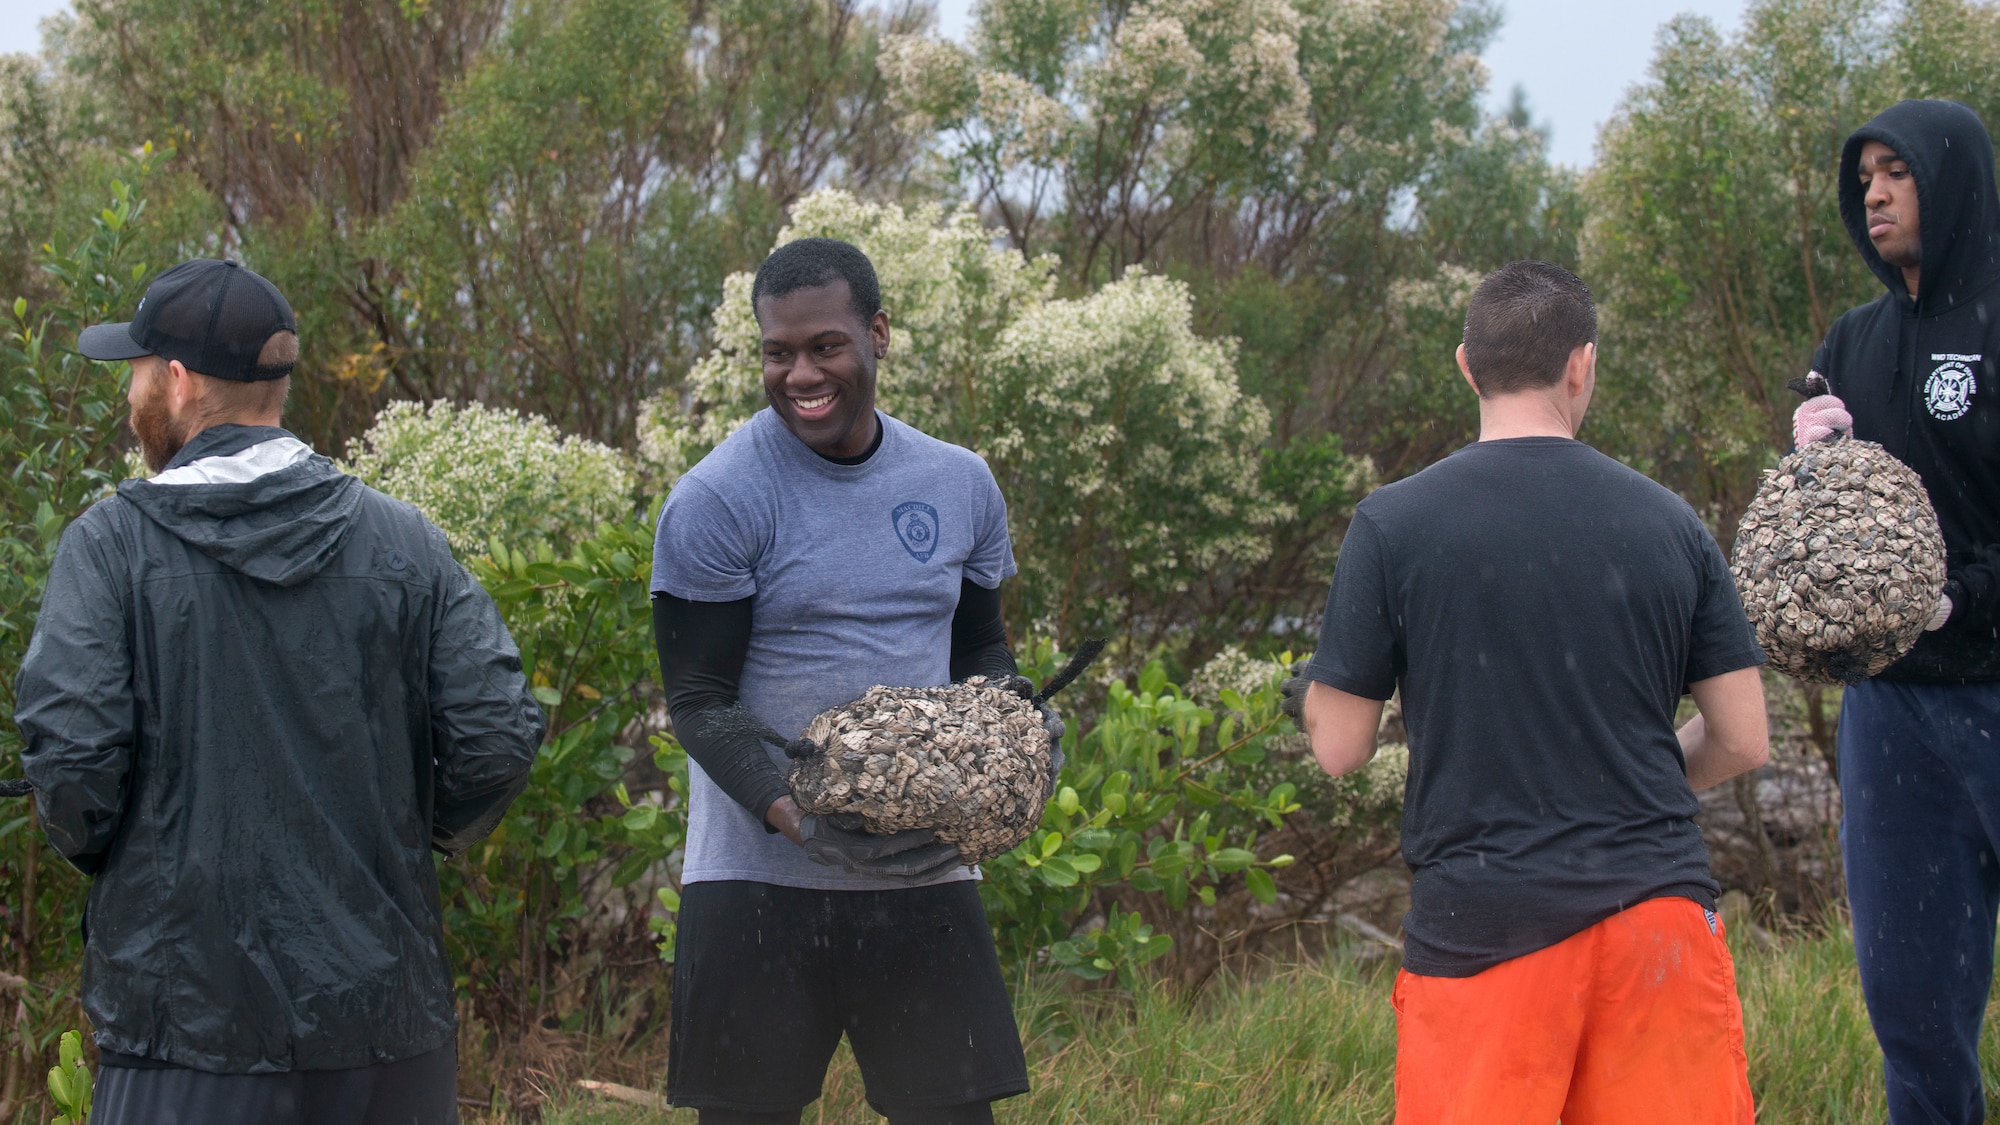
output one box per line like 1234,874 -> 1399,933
649,239 -> 1038,1124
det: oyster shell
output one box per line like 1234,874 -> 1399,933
1730,437 -> 1947,684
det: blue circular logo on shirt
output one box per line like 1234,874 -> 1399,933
892,501 -> 940,563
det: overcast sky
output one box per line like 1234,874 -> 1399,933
1,0 -> 1749,168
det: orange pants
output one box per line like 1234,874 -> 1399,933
1392,896 -> 1753,1125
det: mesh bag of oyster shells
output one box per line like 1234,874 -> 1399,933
785,640 -> 1106,865
1730,376 -> 1948,684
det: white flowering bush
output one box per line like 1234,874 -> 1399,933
1186,644 -> 1277,705
347,400 -> 635,554
640,189 -> 1283,643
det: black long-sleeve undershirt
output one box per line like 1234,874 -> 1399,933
950,577 -> 1018,683
653,578 -> 1018,821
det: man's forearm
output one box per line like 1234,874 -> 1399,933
1679,668 -> 1770,790
1678,715 -> 1752,790
1303,680 -> 1385,778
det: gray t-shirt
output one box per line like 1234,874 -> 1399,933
651,408 -> 1018,889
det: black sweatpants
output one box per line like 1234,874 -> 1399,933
668,879 -> 1029,1117
92,1042 -> 457,1125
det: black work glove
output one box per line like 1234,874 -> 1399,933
799,814 -> 962,882
994,674 -> 1066,779
1279,676 -> 1309,728
1936,542 -> 2000,633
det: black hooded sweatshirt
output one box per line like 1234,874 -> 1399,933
1812,99 -> 2000,683
14,424 -> 545,1073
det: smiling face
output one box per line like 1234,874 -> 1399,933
757,279 -> 890,459
1858,139 -> 1922,274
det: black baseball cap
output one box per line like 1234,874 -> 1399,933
78,259 -> 297,382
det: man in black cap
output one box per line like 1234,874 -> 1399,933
1790,101 -> 2000,1124
14,259 -> 546,1124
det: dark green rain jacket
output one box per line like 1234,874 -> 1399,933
14,424 -> 544,1073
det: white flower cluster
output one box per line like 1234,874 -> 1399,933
637,188 -> 1280,618
348,399 -> 635,554
1387,263 -> 1482,326
1186,644 -> 1282,705
879,33 -> 979,134
975,71 -> 1074,167
1325,740 -> 1409,828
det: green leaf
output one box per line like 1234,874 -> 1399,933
1208,847 -> 1257,873
1224,742 -> 1266,765
1245,867 -> 1278,904
532,685 -> 562,707
1116,838 -> 1139,877
622,805 -> 659,832
1038,856 -> 1079,886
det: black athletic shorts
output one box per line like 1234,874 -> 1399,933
92,1042 -> 457,1125
667,880 -> 1029,1115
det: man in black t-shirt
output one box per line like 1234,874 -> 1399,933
1293,261 -> 1770,1123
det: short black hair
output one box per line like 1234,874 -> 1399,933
750,237 -> 882,325
1461,261 -> 1598,395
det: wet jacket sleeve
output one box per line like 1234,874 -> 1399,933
950,577 -> 1018,682
653,593 -> 792,822
427,539 -> 545,856
15,517 -> 136,876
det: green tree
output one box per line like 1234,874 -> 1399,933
371,0 -> 932,443
20,0 -> 937,453
1582,0 -> 2000,534
60,0 -> 511,447
0,148 -> 158,1124
882,0 -> 1580,651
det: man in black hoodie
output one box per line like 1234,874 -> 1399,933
13,259 -> 545,1124
1798,101 -> 2000,1124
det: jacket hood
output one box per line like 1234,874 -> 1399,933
1840,99 -> 2000,315
116,424 -> 364,587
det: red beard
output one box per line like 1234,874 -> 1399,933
129,374 -> 192,473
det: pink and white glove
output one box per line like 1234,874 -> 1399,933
1792,388 -> 1852,447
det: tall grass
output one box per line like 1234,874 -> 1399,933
542,923 -> 2000,1124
